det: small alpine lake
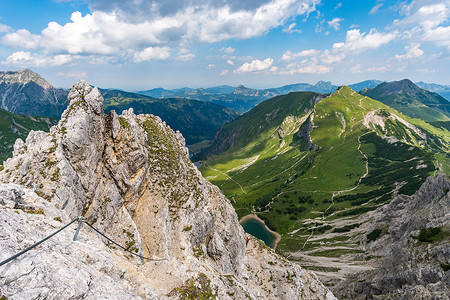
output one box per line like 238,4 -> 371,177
240,215 -> 280,248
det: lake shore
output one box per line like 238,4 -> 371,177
239,214 -> 282,250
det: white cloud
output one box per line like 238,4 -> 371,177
283,22 -> 302,34
220,47 -> 235,54
207,63 -> 215,69
336,29 -> 397,53
2,29 -> 41,49
220,69 -> 229,75
394,1 -> 450,48
319,49 -> 345,64
395,43 -> 424,60
0,0 -> 319,64
234,58 -> 273,73
176,48 -> 195,61
57,70 -> 87,78
227,60 -> 235,65
2,51 -> 72,67
281,49 -> 320,61
133,46 -> 171,62
328,18 -> 343,31
0,23 -> 11,33
279,60 -> 332,75
369,3 -> 383,15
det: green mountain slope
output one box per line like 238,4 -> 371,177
361,79 -> 450,122
199,86 -> 450,239
102,90 -> 239,145
0,108 -> 57,163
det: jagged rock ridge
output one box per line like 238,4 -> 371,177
0,80 -> 334,299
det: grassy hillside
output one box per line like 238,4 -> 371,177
361,79 -> 450,122
0,108 -> 57,163
199,86 -> 450,237
102,90 -> 239,145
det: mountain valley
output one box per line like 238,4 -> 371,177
196,86 -> 450,296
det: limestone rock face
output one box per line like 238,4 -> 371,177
334,173 -> 450,299
0,80 -> 334,299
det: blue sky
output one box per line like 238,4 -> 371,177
0,0 -> 449,90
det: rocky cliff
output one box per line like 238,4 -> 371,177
334,173 -> 450,299
0,80 -> 334,299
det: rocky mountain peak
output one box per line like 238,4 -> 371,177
233,85 -> 258,96
0,69 -> 68,118
0,68 -> 53,89
0,80 -> 334,299
385,78 -> 420,94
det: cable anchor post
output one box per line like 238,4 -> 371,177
73,216 -> 84,241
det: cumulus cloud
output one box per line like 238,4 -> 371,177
220,69 -> 229,75
328,18 -> 343,31
234,58 -> 273,73
2,29 -> 41,49
395,43 -> 424,60
334,29 -> 397,53
133,46 -> 171,62
0,23 -> 11,33
2,51 -> 72,67
394,1 -> 450,48
227,60 -> 235,65
0,0 -> 319,64
277,27 -> 396,75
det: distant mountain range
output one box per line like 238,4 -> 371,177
416,81 -> 450,102
138,80 -> 385,113
102,89 -> 239,145
0,70 -> 239,146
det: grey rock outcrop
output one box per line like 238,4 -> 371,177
0,80 -> 334,299
334,173 -> 450,299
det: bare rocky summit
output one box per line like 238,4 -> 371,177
0,80 -> 335,299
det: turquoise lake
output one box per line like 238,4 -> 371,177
240,217 -> 277,248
